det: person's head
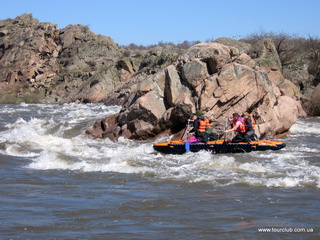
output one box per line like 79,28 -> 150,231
243,112 -> 250,119
232,113 -> 239,120
196,110 -> 204,118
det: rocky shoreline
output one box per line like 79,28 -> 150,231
1,14 -> 319,141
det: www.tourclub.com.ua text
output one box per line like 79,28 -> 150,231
258,227 -> 314,233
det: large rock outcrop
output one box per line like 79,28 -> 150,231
310,83 -> 320,115
0,14 -> 61,102
0,14 -> 185,104
0,14 -> 123,103
86,42 -> 306,140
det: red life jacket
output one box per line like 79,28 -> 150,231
233,118 -> 246,133
198,118 -> 211,133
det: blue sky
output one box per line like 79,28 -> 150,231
1,0 -> 320,46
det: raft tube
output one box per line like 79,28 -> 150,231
153,139 -> 286,154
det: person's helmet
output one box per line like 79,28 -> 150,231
196,110 -> 203,116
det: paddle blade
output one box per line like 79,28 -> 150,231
185,140 -> 190,152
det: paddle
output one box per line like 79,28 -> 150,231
221,117 -> 229,153
180,119 -> 191,140
185,139 -> 191,152
224,117 -> 228,141
181,119 -> 191,152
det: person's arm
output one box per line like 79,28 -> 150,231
189,119 -> 199,133
225,121 -> 240,132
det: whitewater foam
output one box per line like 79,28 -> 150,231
1,104 -> 319,188
290,118 -> 320,135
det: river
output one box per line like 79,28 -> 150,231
0,103 -> 319,239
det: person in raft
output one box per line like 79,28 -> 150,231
242,112 -> 258,142
225,112 -> 246,143
189,110 -> 214,143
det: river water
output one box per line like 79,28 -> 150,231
0,103 -> 319,239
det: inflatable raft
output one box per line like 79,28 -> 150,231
153,139 -> 286,154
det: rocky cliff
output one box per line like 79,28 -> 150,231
85,41 -> 306,140
0,14 -> 124,103
0,14 -> 184,104
0,14 -> 315,140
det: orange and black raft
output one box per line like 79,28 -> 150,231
153,139 -> 286,154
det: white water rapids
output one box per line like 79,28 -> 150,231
0,103 -> 319,188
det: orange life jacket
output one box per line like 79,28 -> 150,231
198,118 -> 211,133
243,116 -> 255,131
250,116 -> 255,129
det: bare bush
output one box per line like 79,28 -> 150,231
122,40 -> 200,50
242,31 -> 300,65
243,32 -> 320,84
